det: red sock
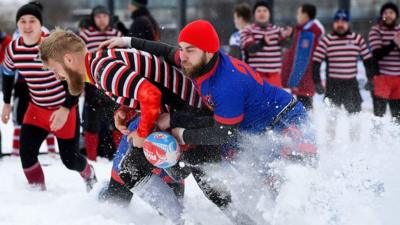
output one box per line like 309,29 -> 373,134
46,134 -> 56,153
84,131 -> 99,161
23,162 -> 46,190
80,163 -> 92,180
12,126 -> 21,156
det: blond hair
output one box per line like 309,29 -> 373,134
39,27 -> 86,63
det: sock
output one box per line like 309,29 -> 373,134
23,162 -> 46,190
46,134 -> 56,153
12,126 -> 21,155
80,163 -> 92,180
84,131 -> 99,161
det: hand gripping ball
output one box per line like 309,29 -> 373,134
143,131 -> 181,169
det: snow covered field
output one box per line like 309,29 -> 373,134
1,88 -> 400,225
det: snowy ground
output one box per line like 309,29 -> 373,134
1,86 -> 400,225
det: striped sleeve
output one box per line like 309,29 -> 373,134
368,26 -> 382,51
240,26 -> 256,49
359,35 -> 372,60
2,42 -> 16,75
313,36 -> 327,63
95,56 -> 161,137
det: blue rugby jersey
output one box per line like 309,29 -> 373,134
194,51 -> 298,132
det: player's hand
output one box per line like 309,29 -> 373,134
284,26 -> 293,37
171,127 -> 185,144
98,37 -> 130,50
50,106 -> 70,131
1,104 -> 12,124
264,35 -> 272,45
157,113 -> 171,130
128,131 -> 145,148
114,108 -> 129,135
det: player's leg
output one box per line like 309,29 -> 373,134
19,124 -> 49,189
56,107 -> 97,191
82,84 -> 102,161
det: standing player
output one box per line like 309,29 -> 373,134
7,1 -> 56,156
368,2 -> 400,123
229,3 -> 251,60
312,9 -> 374,140
1,3 -> 96,190
79,5 -> 122,161
281,3 -> 324,110
240,0 -> 292,87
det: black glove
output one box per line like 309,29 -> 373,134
365,80 -> 374,91
315,83 -> 325,95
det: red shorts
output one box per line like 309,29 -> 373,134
258,72 -> 283,88
23,102 -> 78,139
374,75 -> 400,99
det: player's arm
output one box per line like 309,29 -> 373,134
2,69 -> 15,105
240,27 -> 265,53
129,37 -> 180,67
1,44 -> 16,123
170,108 -> 214,129
98,59 -> 162,138
372,42 -> 396,60
180,121 -> 239,145
361,53 -> 376,81
175,83 -> 245,145
368,28 -> 395,61
312,38 -> 327,86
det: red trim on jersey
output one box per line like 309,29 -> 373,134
195,56 -> 220,86
214,114 -> 244,125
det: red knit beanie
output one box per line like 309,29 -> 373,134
178,20 -> 220,53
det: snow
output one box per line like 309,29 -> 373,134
1,85 -> 400,225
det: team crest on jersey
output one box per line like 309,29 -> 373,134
301,39 -> 310,48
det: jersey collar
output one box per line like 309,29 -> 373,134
195,52 -> 220,86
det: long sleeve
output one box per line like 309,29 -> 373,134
183,122 -> 239,145
2,73 -> 15,104
136,81 -> 161,137
368,25 -> 397,61
312,61 -> 322,84
363,58 -> 376,80
130,37 -> 180,66
170,110 -> 214,129
2,43 -> 16,104
240,26 -> 265,53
